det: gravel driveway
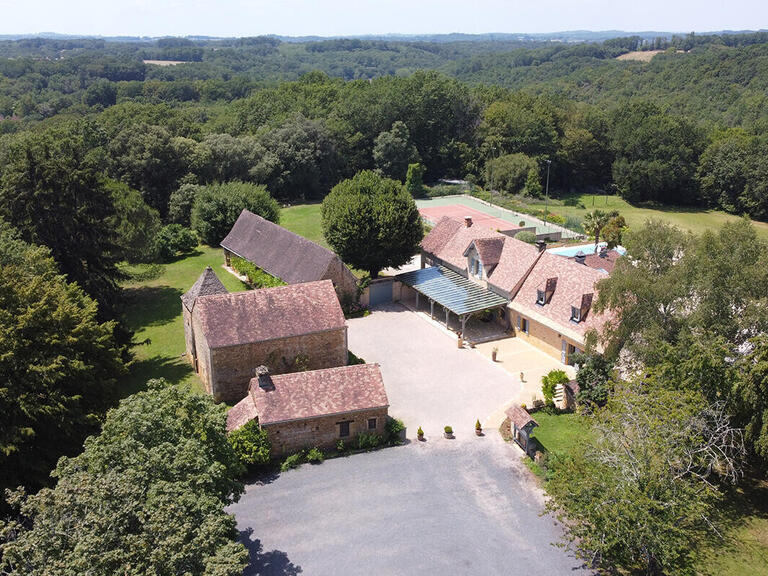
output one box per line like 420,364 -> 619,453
347,303 -> 521,440
230,437 -> 586,575
229,305 -> 587,575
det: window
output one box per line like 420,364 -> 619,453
368,418 -> 377,430
339,421 -> 350,438
521,318 -> 529,334
571,306 -> 581,322
477,260 -> 483,277
536,289 -> 546,306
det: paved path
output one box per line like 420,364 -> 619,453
230,436 -> 587,576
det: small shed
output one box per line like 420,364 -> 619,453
505,404 -> 539,456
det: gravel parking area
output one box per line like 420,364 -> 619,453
231,437 -> 586,575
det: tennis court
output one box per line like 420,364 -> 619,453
419,204 -> 524,232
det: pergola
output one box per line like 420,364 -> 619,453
396,266 -> 509,334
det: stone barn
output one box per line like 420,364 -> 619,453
221,209 -> 358,300
184,278 -> 348,403
181,266 -> 229,370
227,364 -> 389,456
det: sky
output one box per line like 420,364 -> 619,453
0,0 -> 766,38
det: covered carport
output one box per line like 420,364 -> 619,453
395,266 -> 508,336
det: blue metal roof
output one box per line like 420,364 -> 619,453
396,266 -> 508,316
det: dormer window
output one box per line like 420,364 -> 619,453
570,306 -> 582,322
536,289 -> 546,306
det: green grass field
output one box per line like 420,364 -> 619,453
122,246 -> 248,396
530,411 -> 588,457
529,192 -> 768,240
280,203 -> 328,247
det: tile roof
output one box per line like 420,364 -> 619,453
226,364 -> 389,430
581,249 -> 622,274
194,280 -> 345,349
421,216 -> 542,294
511,252 -> 608,338
221,209 -> 355,287
505,404 -> 538,429
181,266 -> 228,311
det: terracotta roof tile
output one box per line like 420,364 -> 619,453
226,396 -> 260,431
471,237 -> 506,269
505,404 -> 538,428
221,210 -> 356,287
511,252 -> 608,337
581,249 -> 621,274
420,217 -> 463,256
181,266 -> 228,311
227,364 -> 388,429
194,280 -> 345,349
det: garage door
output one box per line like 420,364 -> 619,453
369,279 -> 393,307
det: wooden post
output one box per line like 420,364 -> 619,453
415,291 -> 419,309
445,308 -> 449,326
429,299 -> 435,319
461,315 -> 467,335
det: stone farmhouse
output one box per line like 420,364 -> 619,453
227,364 -> 389,456
402,215 -> 612,365
182,274 -> 348,403
221,209 -> 358,299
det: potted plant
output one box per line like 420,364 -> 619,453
475,419 -> 483,436
444,425 -> 454,439
491,346 -> 498,362
417,426 -> 425,441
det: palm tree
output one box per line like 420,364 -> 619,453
582,209 -> 611,250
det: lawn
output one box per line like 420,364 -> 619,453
530,411 -> 588,457
122,246 -> 248,396
280,203 -> 327,247
526,192 -> 768,240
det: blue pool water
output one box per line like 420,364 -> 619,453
547,243 -> 626,257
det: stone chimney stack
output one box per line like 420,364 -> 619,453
464,216 -> 473,228
575,251 -> 587,265
536,240 -> 546,252
255,365 -> 274,391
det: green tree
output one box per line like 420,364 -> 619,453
484,152 -> 539,195
0,381 -> 247,576
581,209 -> 611,249
572,352 -> 614,408
404,162 -> 426,197
168,182 -> 203,227
191,181 -> 280,245
373,121 -> 420,181
83,79 -> 117,108
547,381 -> 743,575
154,224 -> 198,262
0,225 -> 125,509
322,170 -> 422,278
601,213 -> 626,248
108,180 -> 161,263
0,121 -> 127,326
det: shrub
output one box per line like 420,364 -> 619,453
515,231 -> 537,244
336,439 -> 346,453
542,369 -> 570,405
564,214 -> 584,233
306,447 -> 324,463
475,419 -> 482,431
230,255 -> 285,288
347,351 -> 366,365
228,419 -> 271,468
357,432 -> 381,450
155,224 -> 198,262
417,426 -> 424,436
518,220 -> 526,227
444,425 -> 453,435
191,181 -> 280,245
385,417 -> 406,445
168,183 -> 203,227
280,452 -> 304,472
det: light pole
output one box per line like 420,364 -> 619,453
544,159 -> 551,230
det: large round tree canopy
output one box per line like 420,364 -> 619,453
321,170 -> 423,278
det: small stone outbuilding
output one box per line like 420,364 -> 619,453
181,266 -> 229,371
227,364 -> 389,456
221,209 -> 358,300
505,404 -> 538,457
183,278 -> 348,403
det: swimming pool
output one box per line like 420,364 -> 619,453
547,243 -> 626,257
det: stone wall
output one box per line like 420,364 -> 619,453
264,407 -> 389,456
208,327 -> 348,403
191,312 -> 214,395
323,258 -> 358,301
510,309 -> 583,364
182,305 -> 195,367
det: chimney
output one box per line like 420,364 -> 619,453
255,365 -> 274,391
575,251 -> 586,265
599,247 -> 609,258
536,240 -> 546,253
464,216 -> 473,228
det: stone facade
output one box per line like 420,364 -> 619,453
264,407 -> 389,457
510,309 -> 583,364
182,306 -> 196,367
192,309 -> 347,403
